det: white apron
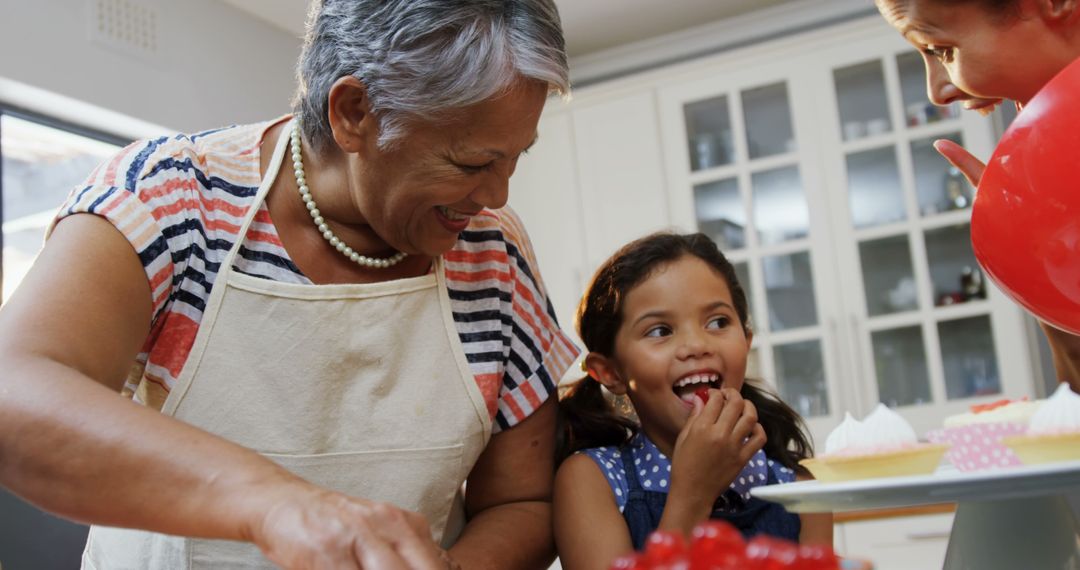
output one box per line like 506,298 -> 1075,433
82,121 -> 492,569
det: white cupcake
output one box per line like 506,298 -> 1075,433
928,397 -> 1039,472
1003,384 -> 1080,465
802,404 -> 947,482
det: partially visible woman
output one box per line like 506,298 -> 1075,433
0,1 -> 575,568
874,0 -> 1080,387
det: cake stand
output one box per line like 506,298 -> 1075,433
752,460 -> 1080,570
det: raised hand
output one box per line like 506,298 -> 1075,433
933,139 -> 986,187
661,388 -> 766,534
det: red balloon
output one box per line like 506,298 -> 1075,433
972,55 -> 1080,334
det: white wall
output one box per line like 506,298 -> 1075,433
0,0 -> 302,138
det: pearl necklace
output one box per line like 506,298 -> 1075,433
290,122 -> 407,269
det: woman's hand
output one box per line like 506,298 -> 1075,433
661,388 -> 766,533
252,484 -> 448,570
934,139 -> 985,186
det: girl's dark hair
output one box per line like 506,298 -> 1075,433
557,232 -> 813,474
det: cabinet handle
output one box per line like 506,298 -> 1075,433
849,315 -> 868,413
906,531 -> 950,541
828,318 -> 845,412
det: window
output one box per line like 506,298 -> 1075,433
1,109 -> 128,303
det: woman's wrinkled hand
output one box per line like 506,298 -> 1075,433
251,483 -> 447,570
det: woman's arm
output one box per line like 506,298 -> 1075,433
797,511 -> 834,545
553,452 -> 635,570
0,214 -> 443,569
1040,321 -> 1080,390
793,473 -> 833,545
450,398 -> 560,569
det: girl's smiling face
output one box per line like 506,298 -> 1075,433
876,0 -> 1076,109
603,254 -> 753,452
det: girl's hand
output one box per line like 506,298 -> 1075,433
668,388 -> 767,509
252,483 -> 448,570
934,139 -> 985,186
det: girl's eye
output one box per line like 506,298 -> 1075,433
644,325 -> 672,338
706,316 -> 730,330
923,45 -> 954,63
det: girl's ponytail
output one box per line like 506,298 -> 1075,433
740,379 -> 813,475
556,376 -> 638,464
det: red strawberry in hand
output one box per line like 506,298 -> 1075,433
695,386 -> 710,404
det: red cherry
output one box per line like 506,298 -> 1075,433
745,535 -> 799,569
643,530 -> 689,566
686,522 -> 747,565
689,521 -> 746,569
610,553 -> 647,570
692,520 -> 743,543
794,545 -> 840,570
695,387 -> 710,404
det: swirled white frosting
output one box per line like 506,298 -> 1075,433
823,404 -> 918,456
823,412 -> 871,455
862,403 -> 919,446
1027,383 -> 1080,435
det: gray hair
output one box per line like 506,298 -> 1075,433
293,0 -> 569,153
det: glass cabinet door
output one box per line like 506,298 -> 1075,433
2,114 -> 123,303
829,49 -> 1014,431
675,77 -> 834,425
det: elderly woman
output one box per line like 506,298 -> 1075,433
0,1 -> 574,568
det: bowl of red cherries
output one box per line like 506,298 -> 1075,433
610,521 -> 842,570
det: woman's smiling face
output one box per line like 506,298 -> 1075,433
877,0 -> 1072,109
353,78 -> 548,258
609,254 -> 753,451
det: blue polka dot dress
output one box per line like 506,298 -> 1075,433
579,432 -> 801,548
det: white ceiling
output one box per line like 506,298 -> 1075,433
220,0 -> 799,59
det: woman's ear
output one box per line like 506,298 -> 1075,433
326,76 -> 377,153
584,353 -> 628,395
1039,0 -> 1079,25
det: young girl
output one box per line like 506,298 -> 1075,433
874,0 -> 1080,386
553,232 -> 831,569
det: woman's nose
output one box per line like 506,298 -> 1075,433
923,56 -> 964,105
472,163 -> 512,210
474,177 -> 509,210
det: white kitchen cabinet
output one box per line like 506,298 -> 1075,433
510,89 -> 674,363
836,512 -> 953,570
572,91 -> 671,269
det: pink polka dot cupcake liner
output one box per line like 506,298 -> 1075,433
925,422 -> 1028,471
